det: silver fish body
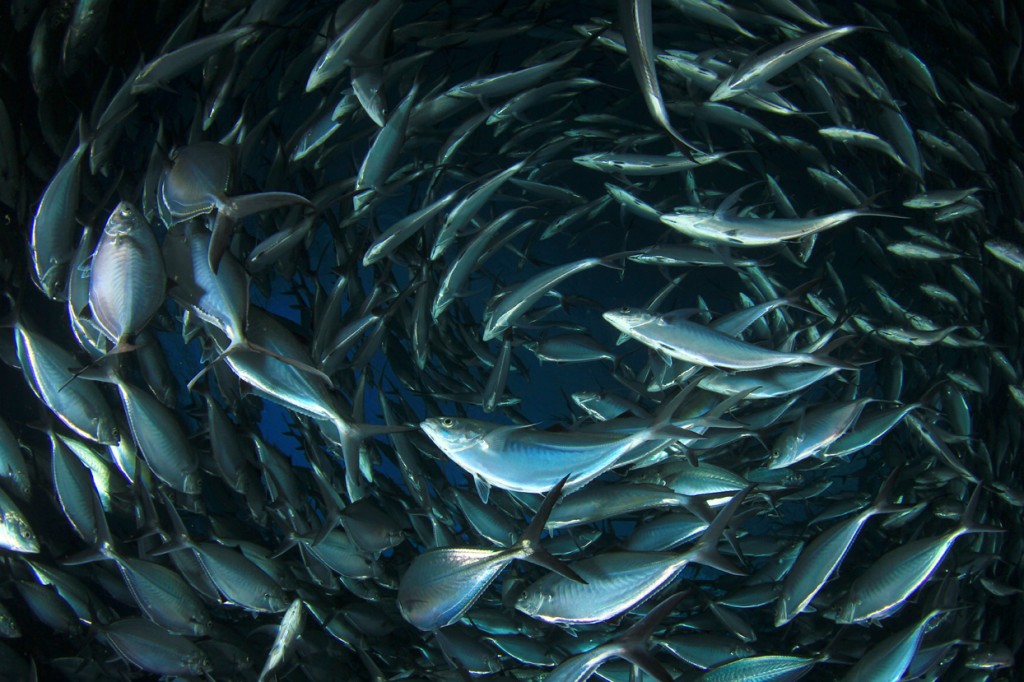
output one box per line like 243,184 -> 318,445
88,201 -> 165,348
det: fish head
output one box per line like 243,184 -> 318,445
572,153 -> 608,171
260,587 -> 289,614
829,596 -> 859,624
709,75 -> 742,102
2,512 -> 39,554
33,255 -> 68,301
93,417 -> 120,446
102,201 -> 145,238
189,612 -> 213,637
420,418 -> 490,456
514,583 -> 554,618
768,432 -> 801,469
181,471 -> 202,495
602,307 -> 656,335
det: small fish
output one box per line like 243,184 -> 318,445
515,488 -> 748,624
619,0 -> 702,152
88,201 -> 165,355
258,599 -> 306,682
98,618 -> 210,676
0,484 -> 38,553
776,469 -> 900,626
398,475 -> 583,630
604,308 -> 853,371
903,187 -> 980,209
836,486 -> 1001,623
985,239 -> 1024,275
710,26 -> 863,102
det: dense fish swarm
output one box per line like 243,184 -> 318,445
1,0 -> 1023,679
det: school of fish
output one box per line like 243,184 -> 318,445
0,0 -> 1021,679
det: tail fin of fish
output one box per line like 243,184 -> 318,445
867,466 -> 904,516
519,475 -> 588,584
209,192 -> 312,272
682,485 -> 751,576
328,419 -> 413,502
958,485 -> 1004,536
616,592 -> 688,682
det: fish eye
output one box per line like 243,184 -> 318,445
620,306 -> 631,314
440,417 -> 454,428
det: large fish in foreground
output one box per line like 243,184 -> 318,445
420,388 -> 709,499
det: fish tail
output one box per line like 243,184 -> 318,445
519,475 -> 588,584
782,276 -> 826,314
59,353 -> 120,392
959,485 -> 1004,535
684,485 -> 751,576
616,592 -> 687,680
868,465 -> 904,515
333,421 -> 411,502
243,340 -> 334,385
224,191 -> 312,222
186,339 -> 244,391
208,210 -> 236,274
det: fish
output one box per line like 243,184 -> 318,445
98,618 -> 210,676
420,413 -> 679,500
397,475 -> 582,630
836,486 -> 1001,623
710,26 -> 864,102
0,484 -> 39,554
87,201 -> 165,355
775,468 -> 900,626
603,307 -> 854,371
619,0 -> 702,153
0,0 -> 1020,677
14,316 -> 120,445
660,203 -> 901,247
515,487 -> 748,624
29,124 -> 89,300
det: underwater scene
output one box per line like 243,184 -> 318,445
0,0 -> 1022,679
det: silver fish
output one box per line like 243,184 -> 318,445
775,469 -> 900,626
88,201 -> 165,353
515,488 -> 747,624
398,476 -> 582,630
711,26 -> 863,102
604,308 -> 853,371
836,486 -> 1000,623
